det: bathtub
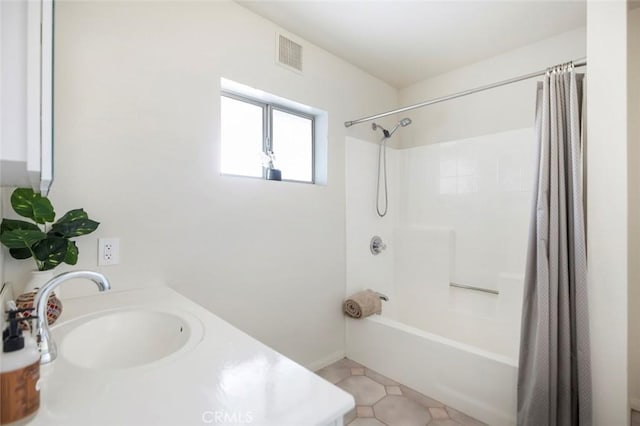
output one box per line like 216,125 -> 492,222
346,313 -> 518,426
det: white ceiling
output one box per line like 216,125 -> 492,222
237,1 -> 586,88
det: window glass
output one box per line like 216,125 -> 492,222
220,96 -> 263,178
272,109 -> 313,182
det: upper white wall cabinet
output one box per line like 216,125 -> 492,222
1,0 -> 54,195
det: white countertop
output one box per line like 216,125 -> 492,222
28,287 -> 354,425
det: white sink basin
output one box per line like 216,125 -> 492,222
56,309 -> 203,369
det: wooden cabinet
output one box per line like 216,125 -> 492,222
0,0 -> 54,195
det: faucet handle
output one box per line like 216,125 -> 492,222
370,236 -> 387,255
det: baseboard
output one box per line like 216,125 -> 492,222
305,350 -> 346,372
630,397 -> 640,412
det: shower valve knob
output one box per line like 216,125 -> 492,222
370,236 -> 386,255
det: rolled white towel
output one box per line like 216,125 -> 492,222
343,289 -> 382,319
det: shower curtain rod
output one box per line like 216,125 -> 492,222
344,57 -> 587,128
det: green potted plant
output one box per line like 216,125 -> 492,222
0,188 -> 100,325
0,188 -> 99,272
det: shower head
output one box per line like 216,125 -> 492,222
387,117 -> 413,137
372,118 -> 412,139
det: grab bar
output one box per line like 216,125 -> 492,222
449,282 -> 499,295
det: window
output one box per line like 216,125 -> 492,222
221,92 -> 315,183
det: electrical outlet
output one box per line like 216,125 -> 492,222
98,238 -> 120,266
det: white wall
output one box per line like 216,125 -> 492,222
398,27 -> 586,148
2,0 -> 398,369
628,5 -> 640,412
587,1 -> 629,424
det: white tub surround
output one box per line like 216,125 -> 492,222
30,287 -> 354,426
345,130 -> 533,426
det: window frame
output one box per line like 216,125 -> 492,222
221,91 -> 316,184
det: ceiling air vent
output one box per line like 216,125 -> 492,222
277,34 -> 303,73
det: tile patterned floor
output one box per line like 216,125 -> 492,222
316,358 -> 486,426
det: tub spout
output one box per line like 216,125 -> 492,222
375,292 -> 389,302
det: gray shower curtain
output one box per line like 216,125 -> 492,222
517,66 -> 591,426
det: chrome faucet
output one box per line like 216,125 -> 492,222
34,271 -> 111,364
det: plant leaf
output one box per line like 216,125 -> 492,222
64,241 -> 78,265
49,215 -> 100,238
10,188 -> 55,224
9,248 -> 33,260
0,229 -> 46,249
54,208 -> 88,224
1,219 -> 41,234
32,236 -> 68,271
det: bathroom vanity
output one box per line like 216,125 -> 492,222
29,287 -> 353,425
